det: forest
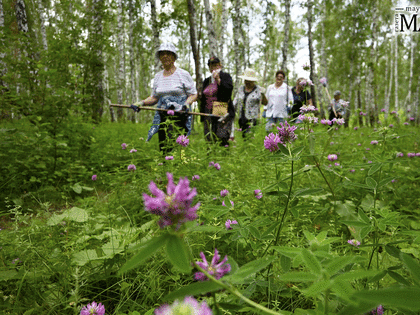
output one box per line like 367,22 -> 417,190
1,0 -> 420,314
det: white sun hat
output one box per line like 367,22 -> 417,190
156,42 -> 178,60
238,68 -> 259,82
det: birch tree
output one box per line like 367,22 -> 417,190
203,0 -> 218,57
116,0 -> 126,120
150,0 -> 160,73
281,0 -> 291,71
404,33 -> 414,113
0,0 -> 6,88
365,1 -> 377,126
216,0 -> 228,64
128,0 -> 136,122
232,0 -> 242,91
394,33 -> 398,112
307,0 -> 317,109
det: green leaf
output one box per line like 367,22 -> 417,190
280,255 -> 291,273
278,272 -> 317,282
334,270 -> 378,282
358,209 -> 370,224
166,235 -> 191,273
388,270 -> 411,286
378,177 -> 395,188
294,188 -> 323,197
118,234 -> 168,275
352,287 -> 420,311
368,163 -> 382,176
272,246 -> 301,258
365,177 -> 377,189
303,230 -> 315,241
163,281 -> 224,302
224,256 -> 276,283
301,249 -> 322,275
64,207 -> 88,223
340,220 -> 370,228
0,270 -> 18,281
72,183 -> 82,194
303,280 -> 331,297
367,270 -> 388,283
291,145 -> 305,156
278,144 -> 290,156
46,213 -> 66,226
73,249 -> 98,266
385,244 -> 401,259
331,280 -> 355,302
248,225 -> 261,239
400,253 -> 420,284
325,256 -> 354,276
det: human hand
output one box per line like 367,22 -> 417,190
130,105 -> 140,112
218,113 -> 229,123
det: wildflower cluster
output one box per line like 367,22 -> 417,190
299,105 -> 318,113
327,154 -> 338,162
194,248 -> 231,281
209,161 -> 221,170
80,302 -> 105,315
127,164 -> 136,171
319,77 -> 327,86
143,172 -> 200,229
176,135 -> 189,147
302,63 -> 310,70
225,219 -> 238,230
298,114 -> 318,124
299,79 -> 313,87
155,296 -> 212,315
264,121 -> 297,152
348,239 -> 361,247
254,189 -> 263,199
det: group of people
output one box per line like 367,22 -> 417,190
132,42 -> 345,152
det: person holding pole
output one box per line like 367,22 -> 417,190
200,57 -> 235,146
131,42 -> 198,153
328,90 -> 346,121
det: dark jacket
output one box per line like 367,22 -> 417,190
200,71 -> 235,122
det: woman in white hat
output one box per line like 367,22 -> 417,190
265,70 -> 293,131
233,68 -> 267,139
132,42 -> 198,153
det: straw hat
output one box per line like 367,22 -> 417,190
238,68 -> 259,82
156,42 -> 178,60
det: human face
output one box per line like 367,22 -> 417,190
275,73 -> 284,86
159,51 -> 176,67
334,94 -> 341,101
209,63 -> 222,73
244,80 -> 255,89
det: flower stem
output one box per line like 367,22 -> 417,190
193,262 -> 287,315
313,156 -> 335,201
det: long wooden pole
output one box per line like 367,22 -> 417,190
109,103 -> 222,118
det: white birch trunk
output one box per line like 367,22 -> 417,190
0,0 -> 4,27
203,0 -> 218,58
404,32 -> 414,113
38,0 -> 48,51
365,1 -> 377,126
281,0 -> 291,71
218,0 -> 228,64
384,37 -> 393,118
186,0 -> 202,98
0,0 -> 6,85
394,33 -> 398,111
117,0 -> 125,120
415,73 -> 420,125
150,0 -> 160,73
128,0 -> 136,122
15,0 -> 29,97
232,0 -> 242,92
307,0 -> 318,112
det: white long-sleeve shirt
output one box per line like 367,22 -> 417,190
265,83 -> 293,118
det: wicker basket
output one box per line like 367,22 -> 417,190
212,101 -> 228,116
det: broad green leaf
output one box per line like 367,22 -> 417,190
400,253 -> 420,284
46,213 -> 66,226
248,225 -> 261,239
368,163 -> 382,176
291,145 -> 305,156
367,270 -> 388,283
73,249 -> 98,266
294,188 -> 323,197
278,181 -> 289,191
280,255 -> 291,273
325,256 -> 354,276
278,272 -> 317,282
303,280 -> 331,297
189,225 -> 221,233
224,256 -> 276,283
334,270 -> 378,282
353,287 -> 420,311
303,230 -> 315,241
360,226 -> 372,239
118,234 -> 167,274
378,177 -> 395,188
340,220 -> 370,228
0,270 -> 18,281
278,144 -> 290,156
163,281 -> 224,302
388,270 -> 411,286
301,249 -> 322,275
330,280 -> 355,302
385,244 -> 401,259
64,207 -> 88,223
72,183 -> 82,194
272,246 -> 302,258
365,177 -> 377,189
358,209 -> 370,224
166,235 -> 191,273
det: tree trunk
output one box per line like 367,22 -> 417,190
91,0 -> 104,122
404,32 -> 414,114
116,0 -> 125,120
203,0 -> 218,58
384,36 -> 393,119
366,0 -> 377,126
307,0 -> 317,109
218,0 -> 228,64
128,0 -> 136,122
319,1 -> 327,119
281,0 -> 291,71
394,33 -> 398,112
150,0 -> 160,73
38,0 -> 48,51
232,0 -> 242,92
186,0 -> 202,98
0,0 -> 6,88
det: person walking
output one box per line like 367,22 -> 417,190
200,57 -> 235,146
265,70 -> 293,131
131,42 -> 198,153
291,78 -> 313,123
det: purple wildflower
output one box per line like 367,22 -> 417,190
142,172 -> 200,229
349,169 -> 355,173
397,153 -> 404,157
330,142 -> 334,145
371,305 -> 384,315
389,124 -> 394,128
354,126 -> 359,130
391,179 -> 397,183
357,143 -> 361,146
348,239 -> 361,247
368,161 -> 372,164
127,164 -> 136,171
194,248 -> 231,281
192,175 -> 200,181
370,140 -> 378,145
381,108 -> 386,112
220,189 -> 229,197
327,154 -> 338,161
409,117 -> 415,121
167,110 -> 175,116
366,148 -> 370,151
209,161 -> 215,167
225,219 -> 238,230
407,153 -> 416,158
214,163 -> 221,170
334,162 -> 340,166
130,148 -> 137,153
404,122 -> 409,125
80,302 -> 105,315
12,258 -> 20,264
332,118 -> 345,125
276,121 -> 297,144
158,163 -> 163,166
302,63 -> 310,70
300,105 -> 317,113
320,77 -> 327,86
92,175 -> 97,181
165,156 -> 174,160
176,135 -> 189,147
155,296 -> 212,315
264,133 -> 281,152
121,143 -> 127,149
416,153 -> 420,157
321,119 -> 330,125
254,189 -> 263,199
391,110 -> 397,115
